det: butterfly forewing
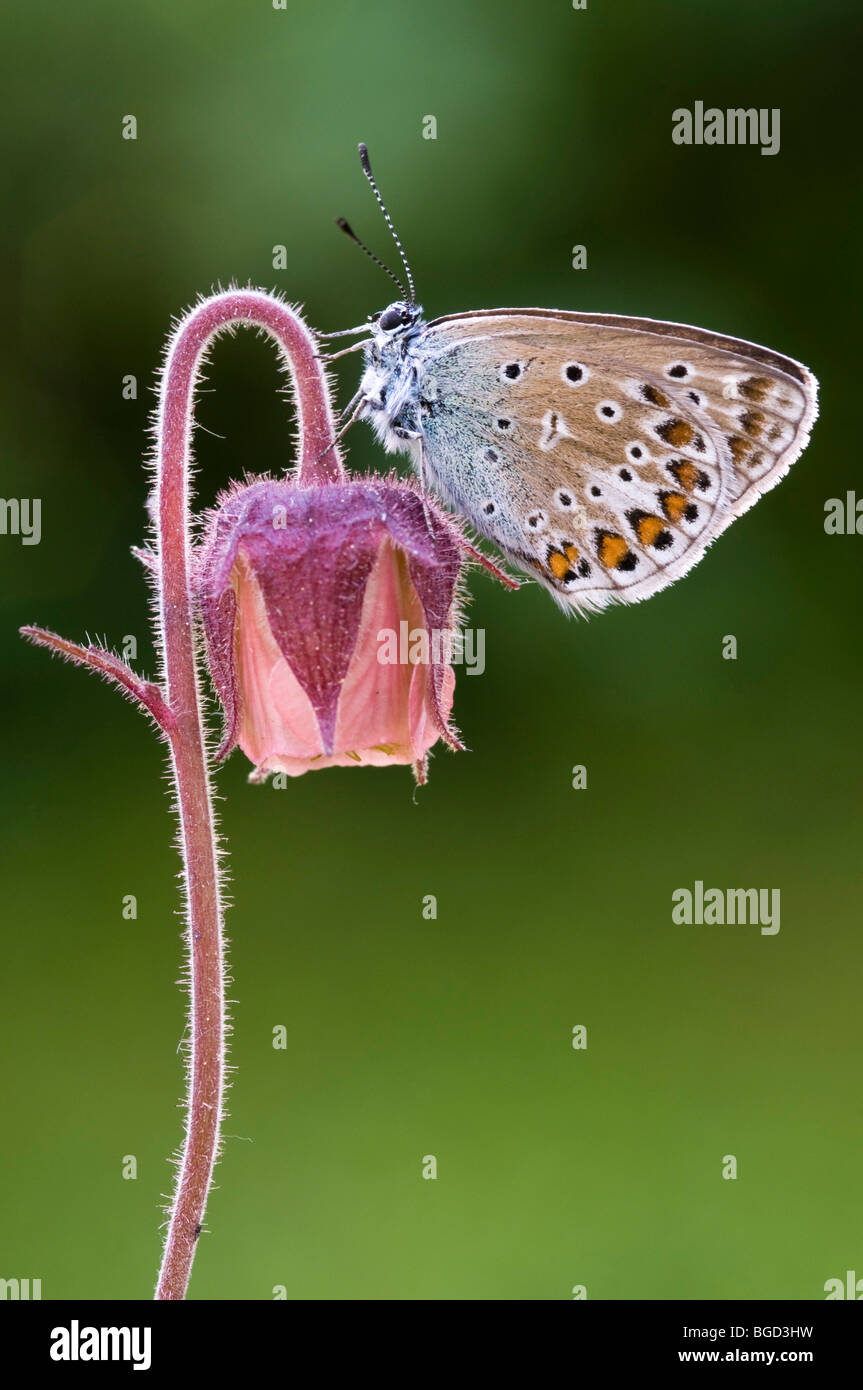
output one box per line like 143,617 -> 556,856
415,311 -> 818,611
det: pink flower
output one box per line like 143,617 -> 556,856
195,477 -> 468,782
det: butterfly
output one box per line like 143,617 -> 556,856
330,145 -> 818,614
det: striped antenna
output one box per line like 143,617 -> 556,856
335,217 -> 407,300
356,143 -> 417,305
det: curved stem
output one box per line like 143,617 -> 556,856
18,626 -> 177,731
153,290 -> 342,1300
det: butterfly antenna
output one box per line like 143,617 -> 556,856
335,217 -> 407,300
357,142 -> 417,305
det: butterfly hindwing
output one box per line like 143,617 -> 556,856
412,311 -> 818,612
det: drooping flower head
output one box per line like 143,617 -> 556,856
196,477 -> 469,783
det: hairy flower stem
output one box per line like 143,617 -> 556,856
152,292 -> 344,1299
23,289 -> 343,1300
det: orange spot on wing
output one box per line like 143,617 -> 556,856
636,515 -> 666,546
598,534 -> 629,569
642,384 -> 671,408
662,419 -> 694,448
679,461 -> 704,491
661,491 -> 689,523
548,550 -> 571,579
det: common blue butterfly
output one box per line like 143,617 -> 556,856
330,146 -> 818,613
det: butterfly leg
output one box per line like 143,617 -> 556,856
317,322 -> 374,339
412,437 -> 437,536
458,538 -> 520,590
318,339 -> 373,363
313,390 -> 368,466
332,395 -> 368,441
337,387 -> 365,424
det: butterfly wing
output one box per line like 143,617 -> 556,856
414,310 -> 818,611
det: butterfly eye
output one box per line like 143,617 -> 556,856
378,303 -> 411,331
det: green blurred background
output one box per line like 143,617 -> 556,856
1,0 -> 861,1300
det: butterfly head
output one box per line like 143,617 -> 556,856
372,300 -> 424,340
